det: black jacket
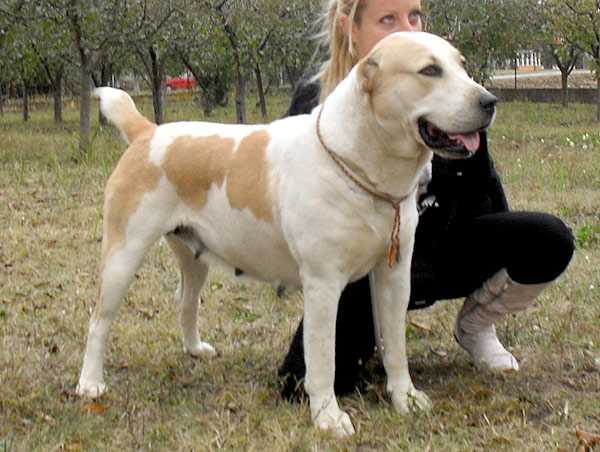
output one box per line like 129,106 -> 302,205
284,79 -> 509,304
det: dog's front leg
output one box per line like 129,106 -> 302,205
302,272 -> 355,438
369,254 -> 432,415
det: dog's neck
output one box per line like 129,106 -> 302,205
315,70 -> 432,199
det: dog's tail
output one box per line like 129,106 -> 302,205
94,87 -> 156,144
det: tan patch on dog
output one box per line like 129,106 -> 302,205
162,135 -> 235,210
226,130 -> 273,222
101,131 -> 162,271
123,115 -> 156,144
162,131 -> 273,222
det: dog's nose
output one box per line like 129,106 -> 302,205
479,93 -> 497,114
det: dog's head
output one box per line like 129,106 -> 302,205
357,32 -> 496,160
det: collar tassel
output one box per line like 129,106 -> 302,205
387,203 -> 401,268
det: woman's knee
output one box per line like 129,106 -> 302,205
533,213 -> 574,271
510,212 -> 575,283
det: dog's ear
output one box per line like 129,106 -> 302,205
358,54 -> 381,94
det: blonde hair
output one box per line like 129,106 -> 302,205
316,0 -> 365,101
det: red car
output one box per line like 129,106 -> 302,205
165,76 -> 197,90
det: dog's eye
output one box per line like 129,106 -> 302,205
419,65 -> 442,77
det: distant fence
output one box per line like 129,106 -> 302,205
490,88 -> 598,104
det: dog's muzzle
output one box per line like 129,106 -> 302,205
418,92 -> 497,159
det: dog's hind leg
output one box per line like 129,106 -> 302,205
165,234 -> 216,358
77,228 -> 163,398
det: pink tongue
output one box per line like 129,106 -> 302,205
448,131 -> 480,152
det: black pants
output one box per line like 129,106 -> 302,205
278,211 -> 574,400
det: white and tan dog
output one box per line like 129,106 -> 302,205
77,32 -> 496,437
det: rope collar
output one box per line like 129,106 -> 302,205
316,104 -> 417,268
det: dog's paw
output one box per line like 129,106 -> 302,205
313,408 -> 355,438
391,386 -> 432,415
184,341 -> 217,358
76,380 -> 106,399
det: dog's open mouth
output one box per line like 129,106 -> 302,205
418,117 -> 482,158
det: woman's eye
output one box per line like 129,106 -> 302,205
381,15 -> 395,25
419,65 -> 443,77
409,11 -> 422,26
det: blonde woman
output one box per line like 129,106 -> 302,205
279,0 -> 574,400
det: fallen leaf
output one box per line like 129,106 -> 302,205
64,441 -> 84,452
576,428 -> 600,447
83,402 -> 107,415
430,347 -> 448,358
137,308 -> 159,319
227,402 -> 238,413
409,318 -> 432,332
40,413 -> 56,425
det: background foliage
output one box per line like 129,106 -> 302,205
3,0 -> 600,151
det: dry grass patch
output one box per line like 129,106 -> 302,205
1,97 -> 599,451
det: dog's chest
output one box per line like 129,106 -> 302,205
343,206 -> 404,280
286,189 -> 404,278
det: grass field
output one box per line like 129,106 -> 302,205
1,92 -> 599,451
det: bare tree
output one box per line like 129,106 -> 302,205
549,0 -> 600,120
36,0 -> 151,155
131,0 -> 181,124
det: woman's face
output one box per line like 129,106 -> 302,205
345,0 -> 423,60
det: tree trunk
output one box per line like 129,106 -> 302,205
178,51 -> 214,117
561,70 -> 569,108
200,90 -> 213,117
0,83 -> 5,116
79,66 -> 93,156
149,47 -> 165,125
151,82 -> 164,125
98,63 -> 111,125
215,6 -> 245,123
254,61 -> 267,120
0,83 -> 8,116
235,65 -> 246,124
53,68 -> 64,124
597,76 -> 600,123
284,61 -> 298,90
22,81 -> 29,122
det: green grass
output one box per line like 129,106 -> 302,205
1,95 -> 599,451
